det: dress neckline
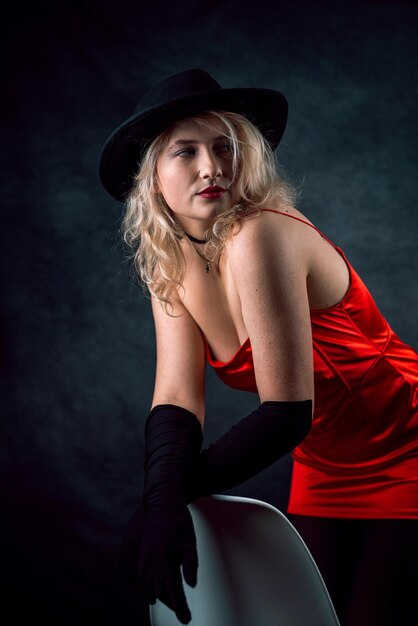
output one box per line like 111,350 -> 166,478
203,334 -> 251,367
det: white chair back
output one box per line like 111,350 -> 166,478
150,495 -> 340,626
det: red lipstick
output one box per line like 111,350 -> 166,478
198,185 -> 227,199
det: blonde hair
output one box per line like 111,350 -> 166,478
121,110 -> 301,315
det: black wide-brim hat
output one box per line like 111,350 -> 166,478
98,69 -> 288,202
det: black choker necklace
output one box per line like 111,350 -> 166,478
183,230 -> 212,273
184,231 -> 208,244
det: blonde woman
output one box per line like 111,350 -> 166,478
98,69 -> 418,626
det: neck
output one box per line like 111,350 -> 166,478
184,231 -> 208,244
176,215 -> 215,244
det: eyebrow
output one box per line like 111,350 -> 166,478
167,135 -> 228,151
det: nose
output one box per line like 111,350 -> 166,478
198,147 -> 223,180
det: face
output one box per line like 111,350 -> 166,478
155,117 -> 239,237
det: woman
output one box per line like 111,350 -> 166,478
98,69 -> 418,626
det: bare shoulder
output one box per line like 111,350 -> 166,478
150,286 -> 184,321
227,204 -> 313,267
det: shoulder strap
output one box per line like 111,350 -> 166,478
258,208 -> 338,249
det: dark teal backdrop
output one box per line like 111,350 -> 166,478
2,1 -> 417,624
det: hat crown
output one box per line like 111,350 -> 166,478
99,68 -> 288,201
134,69 -> 222,115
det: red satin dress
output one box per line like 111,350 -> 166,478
202,209 -> 418,519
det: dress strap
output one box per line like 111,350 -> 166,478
257,208 -> 338,249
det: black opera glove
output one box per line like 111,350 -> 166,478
117,404 -> 203,625
183,399 -> 313,503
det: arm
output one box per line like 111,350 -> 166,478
150,291 -> 206,426
184,210 -> 314,501
119,293 -> 206,624
230,209 -> 314,403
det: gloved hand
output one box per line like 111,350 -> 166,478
117,404 -> 203,624
118,497 -> 198,623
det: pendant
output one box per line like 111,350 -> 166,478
206,262 -> 211,273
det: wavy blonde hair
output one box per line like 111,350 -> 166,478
121,110 -> 301,315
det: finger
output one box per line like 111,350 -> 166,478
144,568 -> 167,606
145,587 -> 157,605
144,590 -> 155,604
154,568 -> 192,624
166,568 -> 192,624
182,546 -> 199,588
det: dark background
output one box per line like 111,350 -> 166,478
2,1 -> 417,624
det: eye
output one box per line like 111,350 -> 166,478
210,144 -> 233,159
176,148 -> 196,157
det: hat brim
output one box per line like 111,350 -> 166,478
98,87 -> 288,202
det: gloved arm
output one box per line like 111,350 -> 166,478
118,399 -> 312,622
182,399 -> 313,503
117,404 -> 203,625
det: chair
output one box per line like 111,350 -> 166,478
150,494 -> 340,626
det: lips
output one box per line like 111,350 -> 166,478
198,186 -> 227,194
199,190 -> 227,199
198,185 -> 228,199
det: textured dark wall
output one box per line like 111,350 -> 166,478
2,1 -> 417,624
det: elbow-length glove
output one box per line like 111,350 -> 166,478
117,399 -> 312,623
183,399 -> 313,503
117,404 -> 203,625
